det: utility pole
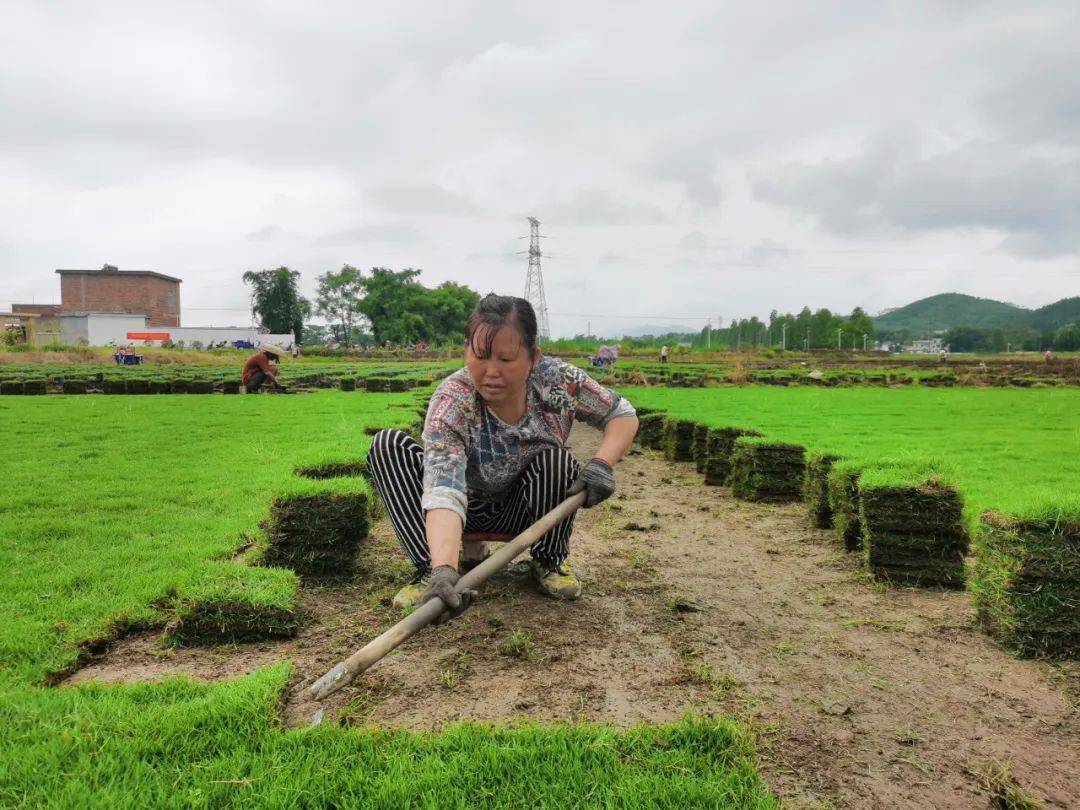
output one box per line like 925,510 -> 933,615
706,318 -> 711,349
587,320 -> 590,340
805,328 -> 810,351
863,333 -> 868,351
521,217 -> 551,340
781,323 -> 788,350
837,327 -> 843,350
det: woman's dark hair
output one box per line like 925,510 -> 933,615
465,294 -> 538,359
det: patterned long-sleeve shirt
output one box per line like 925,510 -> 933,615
421,356 -> 636,523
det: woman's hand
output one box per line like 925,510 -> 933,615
420,565 -> 477,623
568,458 -> 616,507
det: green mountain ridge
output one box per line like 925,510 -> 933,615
875,293 -> 1080,336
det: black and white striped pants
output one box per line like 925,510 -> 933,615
367,428 -> 580,576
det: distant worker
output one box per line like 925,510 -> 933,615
242,344 -> 286,393
939,349 -> 948,363
1044,349 -> 1053,364
291,343 -> 301,359
660,344 -> 669,364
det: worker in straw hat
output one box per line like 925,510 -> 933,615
242,343 -> 287,393
366,294 -> 639,618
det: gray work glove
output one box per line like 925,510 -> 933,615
567,457 -> 615,507
420,565 -> 477,623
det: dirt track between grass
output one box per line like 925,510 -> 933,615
70,425 -> 1079,808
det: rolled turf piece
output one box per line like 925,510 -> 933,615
970,512 -> 1079,658
856,463 -> 968,587
729,437 -> 806,502
635,412 -> 667,449
703,427 -> 763,486
805,452 -> 842,528
827,462 -> 863,551
693,424 -> 710,473
662,419 -> 698,462
61,380 -> 88,395
263,477 -> 370,580
339,377 -> 356,392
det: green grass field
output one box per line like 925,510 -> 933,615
625,386 -> 1080,525
0,391 -> 775,807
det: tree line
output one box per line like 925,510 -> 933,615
242,266 -> 479,347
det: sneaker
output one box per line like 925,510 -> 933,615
392,571 -> 430,610
530,560 -> 582,600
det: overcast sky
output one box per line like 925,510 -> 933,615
2,1 -> 1077,337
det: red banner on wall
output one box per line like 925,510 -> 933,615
127,332 -> 171,340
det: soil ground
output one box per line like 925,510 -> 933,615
69,425 -> 1079,808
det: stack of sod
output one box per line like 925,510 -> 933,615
61,380 -> 88,395
388,378 -> 409,392
729,437 -> 806,502
635,412 -> 667,449
856,461 -> 968,587
23,379 -> 46,395
827,462 -> 863,551
339,377 -> 356,392
662,419 -> 698,462
970,512 -> 1080,658
0,380 -> 23,395
703,427 -> 764,486
148,380 -> 170,394
221,379 -> 241,394
363,376 -> 390,392
263,477 -> 370,580
103,379 -> 127,394
693,424 -> 711,473
171,379 -> 191,393
126,379 -> 150,395
804,452 -> 842,528
189,380 -> 214,394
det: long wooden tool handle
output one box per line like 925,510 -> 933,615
306,491 -> 586,700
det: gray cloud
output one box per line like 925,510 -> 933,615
311,223 -> 420,246
752,133 -> 1080,258
368,185 -> 480,216
246,225 -> 283,242
545,189 -> 668,227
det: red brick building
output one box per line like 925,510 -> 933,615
16,265 -> 182,327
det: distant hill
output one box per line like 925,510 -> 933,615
875,293 -> 1080,336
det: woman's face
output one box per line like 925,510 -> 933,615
465,325 -> 538,406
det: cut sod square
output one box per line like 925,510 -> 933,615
170,379 -> 191,393
125,379 -> 150,395
61,380 -> 88,395
339,377 -> 357,392
804,452 -> 842,529
221,379 -> 241,394
971,511 -> 1080,658
165,564 -> 299,645
729,436 -> 806,502
827,462 -> 864,551
703,427 -> 763,486
662,419 -> 698,462
188,380 -> 214,394
693,424 -> 710,474
293,446 -> 369,481
0,380 -> 24,395
23,379 -> 47,395
857,462 -> 968,587
365,376 -> 392,392
264,476 -> 371,580
103,379 -> 127,394
635,412 -> 667,450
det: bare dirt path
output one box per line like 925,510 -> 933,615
70,425 -> 1079,808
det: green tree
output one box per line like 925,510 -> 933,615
314,265 -> 365,347
242,267 -> 310,342
357,268 -> 479,345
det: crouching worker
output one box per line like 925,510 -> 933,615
242,344 -> 285,392
367,294 -> 638,619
